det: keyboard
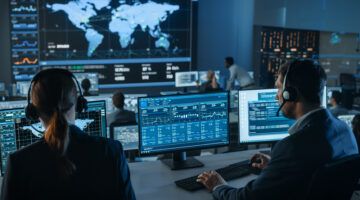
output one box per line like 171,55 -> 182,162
175,160 -> 260,191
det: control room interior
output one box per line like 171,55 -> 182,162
1,0 -> 360,199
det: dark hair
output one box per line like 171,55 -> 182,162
331,91 -> 342,104
278,59 -> 327,104
112,91 -> 125,109
225,57 -> 234,65
31,69 -> 77,176
81,78 -> 91,92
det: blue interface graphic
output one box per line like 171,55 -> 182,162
0,108 -> 40,175
248,92 -> 294,136
138,92 -> 229,154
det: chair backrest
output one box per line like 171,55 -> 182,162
305,154 -> 360,200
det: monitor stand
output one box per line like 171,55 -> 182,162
161,151 -> 204,170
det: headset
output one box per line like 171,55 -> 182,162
276,59 -> 323,116
25,69 -> 88,124
276,61 -> 298,116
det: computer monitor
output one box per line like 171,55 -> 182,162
110,122 -> 138,151
238,89 -> 294,144
175,71 -> 198,87
238,89 -> 327,144
0,101 -> 107,140
76,100 -> 107,138
16,81 -> 31,97
73,73 -> 99,94
0,108 -> 41,175
138,92 -> 229,170
338,114 -> 355,128
198,70 -> 220,84
86,94 -> 115,114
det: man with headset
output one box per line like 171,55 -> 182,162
197,59 -> 358,199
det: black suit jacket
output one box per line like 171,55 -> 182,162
1,125 -> 136,200
107,109 -> 136,126
213,109 -> 358,200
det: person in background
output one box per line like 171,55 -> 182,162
107,90 -> 136,126
198,70 -> 223,93
224,56 -> 254,91
1,69 -> 136,200
352,114 -> 360,153
81,78 -> 92,96
329,90 -> 348,117
197,59 -> 358,200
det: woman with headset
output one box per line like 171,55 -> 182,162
1,69 -> 136,200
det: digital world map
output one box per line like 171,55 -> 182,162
46,0 -> 180,57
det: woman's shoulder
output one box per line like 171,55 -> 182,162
8,138 -> 49,166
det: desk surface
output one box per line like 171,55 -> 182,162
129,149 -> 262,200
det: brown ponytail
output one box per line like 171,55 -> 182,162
45,108 -> 76,177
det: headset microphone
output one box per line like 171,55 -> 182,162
276,101 -> 286,117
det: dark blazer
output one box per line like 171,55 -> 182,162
1,125 -> 136,200
213,109 -> 358,200
107,109 -> 136,126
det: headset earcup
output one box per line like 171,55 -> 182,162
282,87 -> 298,102
282,90 -> 290,101
76,96 -> 88,113
25,103 -> 39,121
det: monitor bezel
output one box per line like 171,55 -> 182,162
137,91 -> 230,156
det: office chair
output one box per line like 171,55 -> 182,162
305,154 -> 360,200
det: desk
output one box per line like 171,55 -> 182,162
129,149 -> 263,200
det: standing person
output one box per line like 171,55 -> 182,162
1,69 -> 136,200
224,56 -> 254,90
197,59 -> 358,200
107,90 -> 136,126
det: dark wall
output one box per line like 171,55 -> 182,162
197,0 -> 254,75
0,0 -> 11,85
254,0 -> 360,32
